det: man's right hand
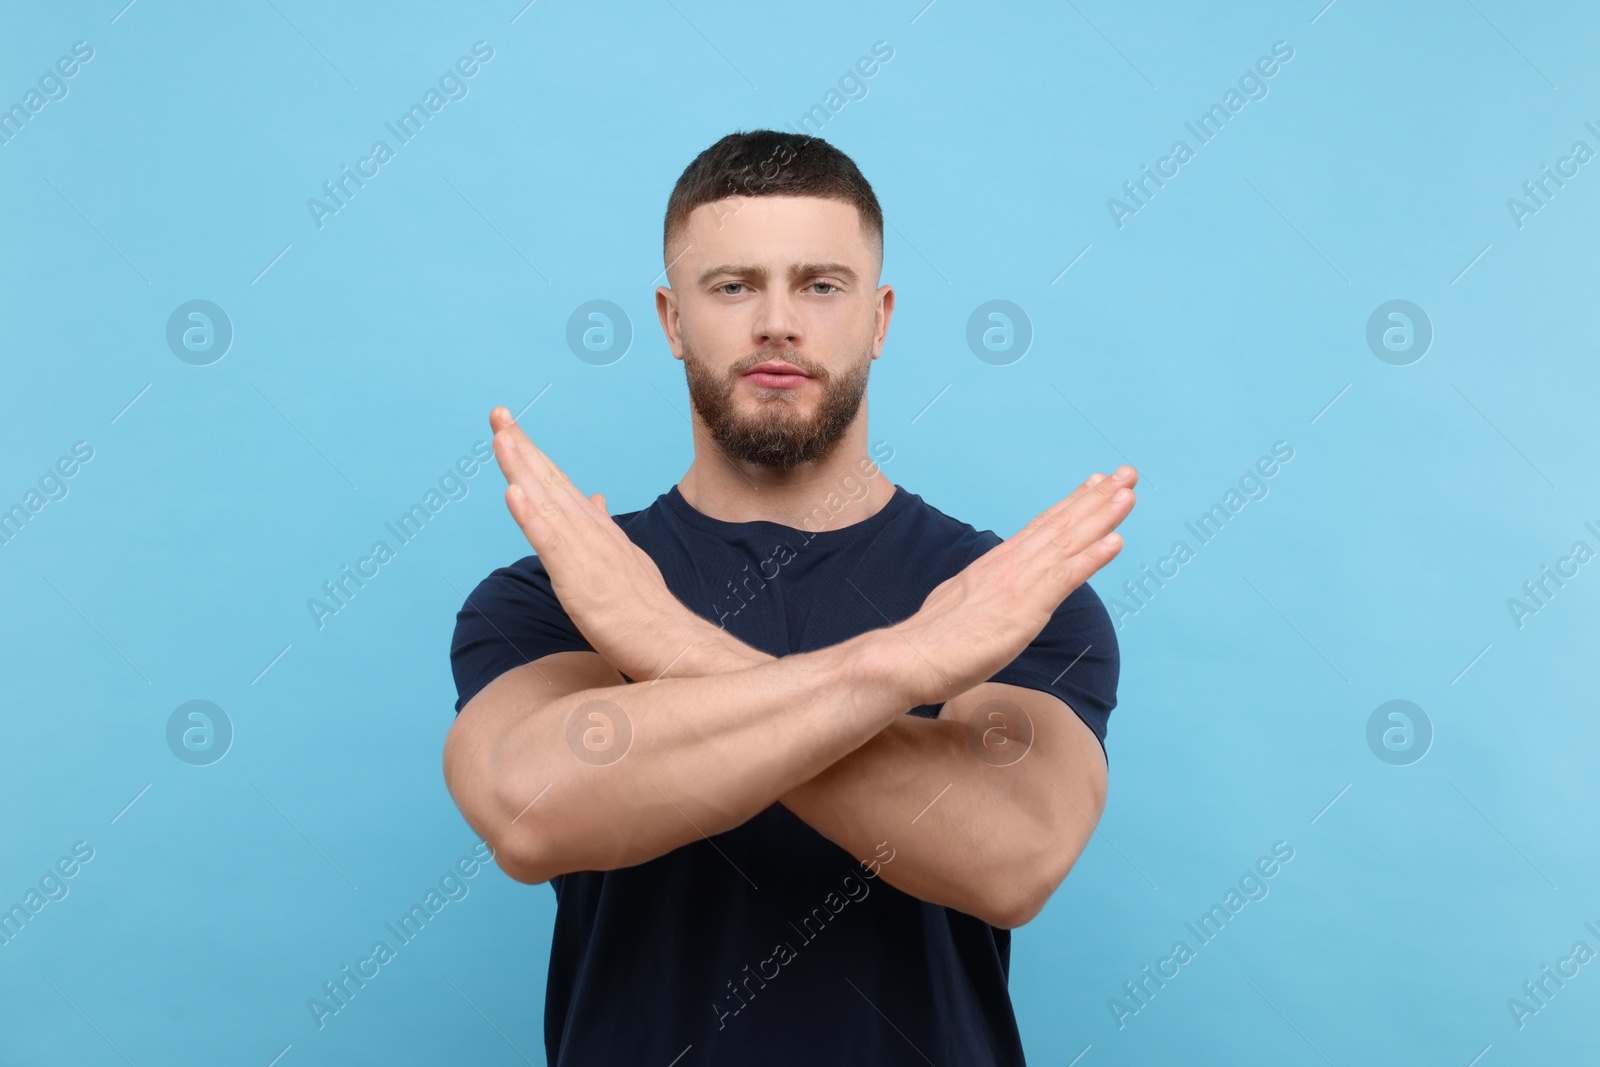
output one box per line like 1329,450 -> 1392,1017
886,467 -> 1137,708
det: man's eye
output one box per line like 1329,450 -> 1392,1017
811,282 -> 838,295
718,283 -> 746,295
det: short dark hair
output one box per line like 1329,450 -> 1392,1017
662,129 -> 884,278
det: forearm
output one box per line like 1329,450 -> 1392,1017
626,614 -> 772,680
618,614 -> 1049,924
489,629 -> 912,882
779,714 -> 1053,927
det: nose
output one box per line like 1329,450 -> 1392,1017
755,288 -> 801,348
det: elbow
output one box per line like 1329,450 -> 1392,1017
990,840 -> 1083,930
995,767 -> 1105,927
967,858 -> 1049,930
485,768 -> 557,885
988,881 -> 1049,930
488,827 -> 550,885
482,756 -> 643,883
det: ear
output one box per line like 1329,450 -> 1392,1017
655,286 -> 686,361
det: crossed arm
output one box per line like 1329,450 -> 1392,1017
613,615 -> 1112,929
443,409 -> 1135,929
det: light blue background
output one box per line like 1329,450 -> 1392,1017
3,1 -> 1597,1063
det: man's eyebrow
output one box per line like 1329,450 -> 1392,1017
696,261 -> 860,287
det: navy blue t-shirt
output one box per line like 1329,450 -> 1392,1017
449,481 -> 1119,1066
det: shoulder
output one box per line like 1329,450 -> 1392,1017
891,488 -> 1117,633
900,488 -> 1121,699
461,503 -> 654,607
448,501 -> 657,715
892,488 -> 1005,563
903,491 -> 1117,615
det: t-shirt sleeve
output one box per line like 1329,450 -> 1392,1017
449,554 -> 595,714
987,579 -> 1121,762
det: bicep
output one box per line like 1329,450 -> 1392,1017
443,651 -> 626,866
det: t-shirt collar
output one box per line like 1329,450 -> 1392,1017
661,481 -> 909,542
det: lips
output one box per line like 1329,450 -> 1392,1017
743,360 -> 811,389
745,360 -> 810,377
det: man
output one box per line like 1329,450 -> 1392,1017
444,129 -> 1137,1065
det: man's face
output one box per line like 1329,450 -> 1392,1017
656,195 -> 892,471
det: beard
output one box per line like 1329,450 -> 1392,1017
683,342 -> 871,471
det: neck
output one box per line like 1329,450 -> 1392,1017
676,412 -> 896,530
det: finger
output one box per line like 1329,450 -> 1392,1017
1028,464 -> 1138,531
1051,467 -> 1137,527
503,482 -> 551,550
1017,466 -> 1135,548
1011,480 -> 1136,571
590,492 -> 607,512
491,423 -> 554,519
492,429 -> 586,553
1048,530 -> 1126,592
1034,472 -> 1108,525
491,422 -> 620,564
1048,487 -> 1135,560
490,411 -> 591,528
490,408 -> 536,485
492,411 -> 563,491
502,414 -> 597,515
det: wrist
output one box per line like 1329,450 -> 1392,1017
639,605 -> 769,679
838,628 -> 925,721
